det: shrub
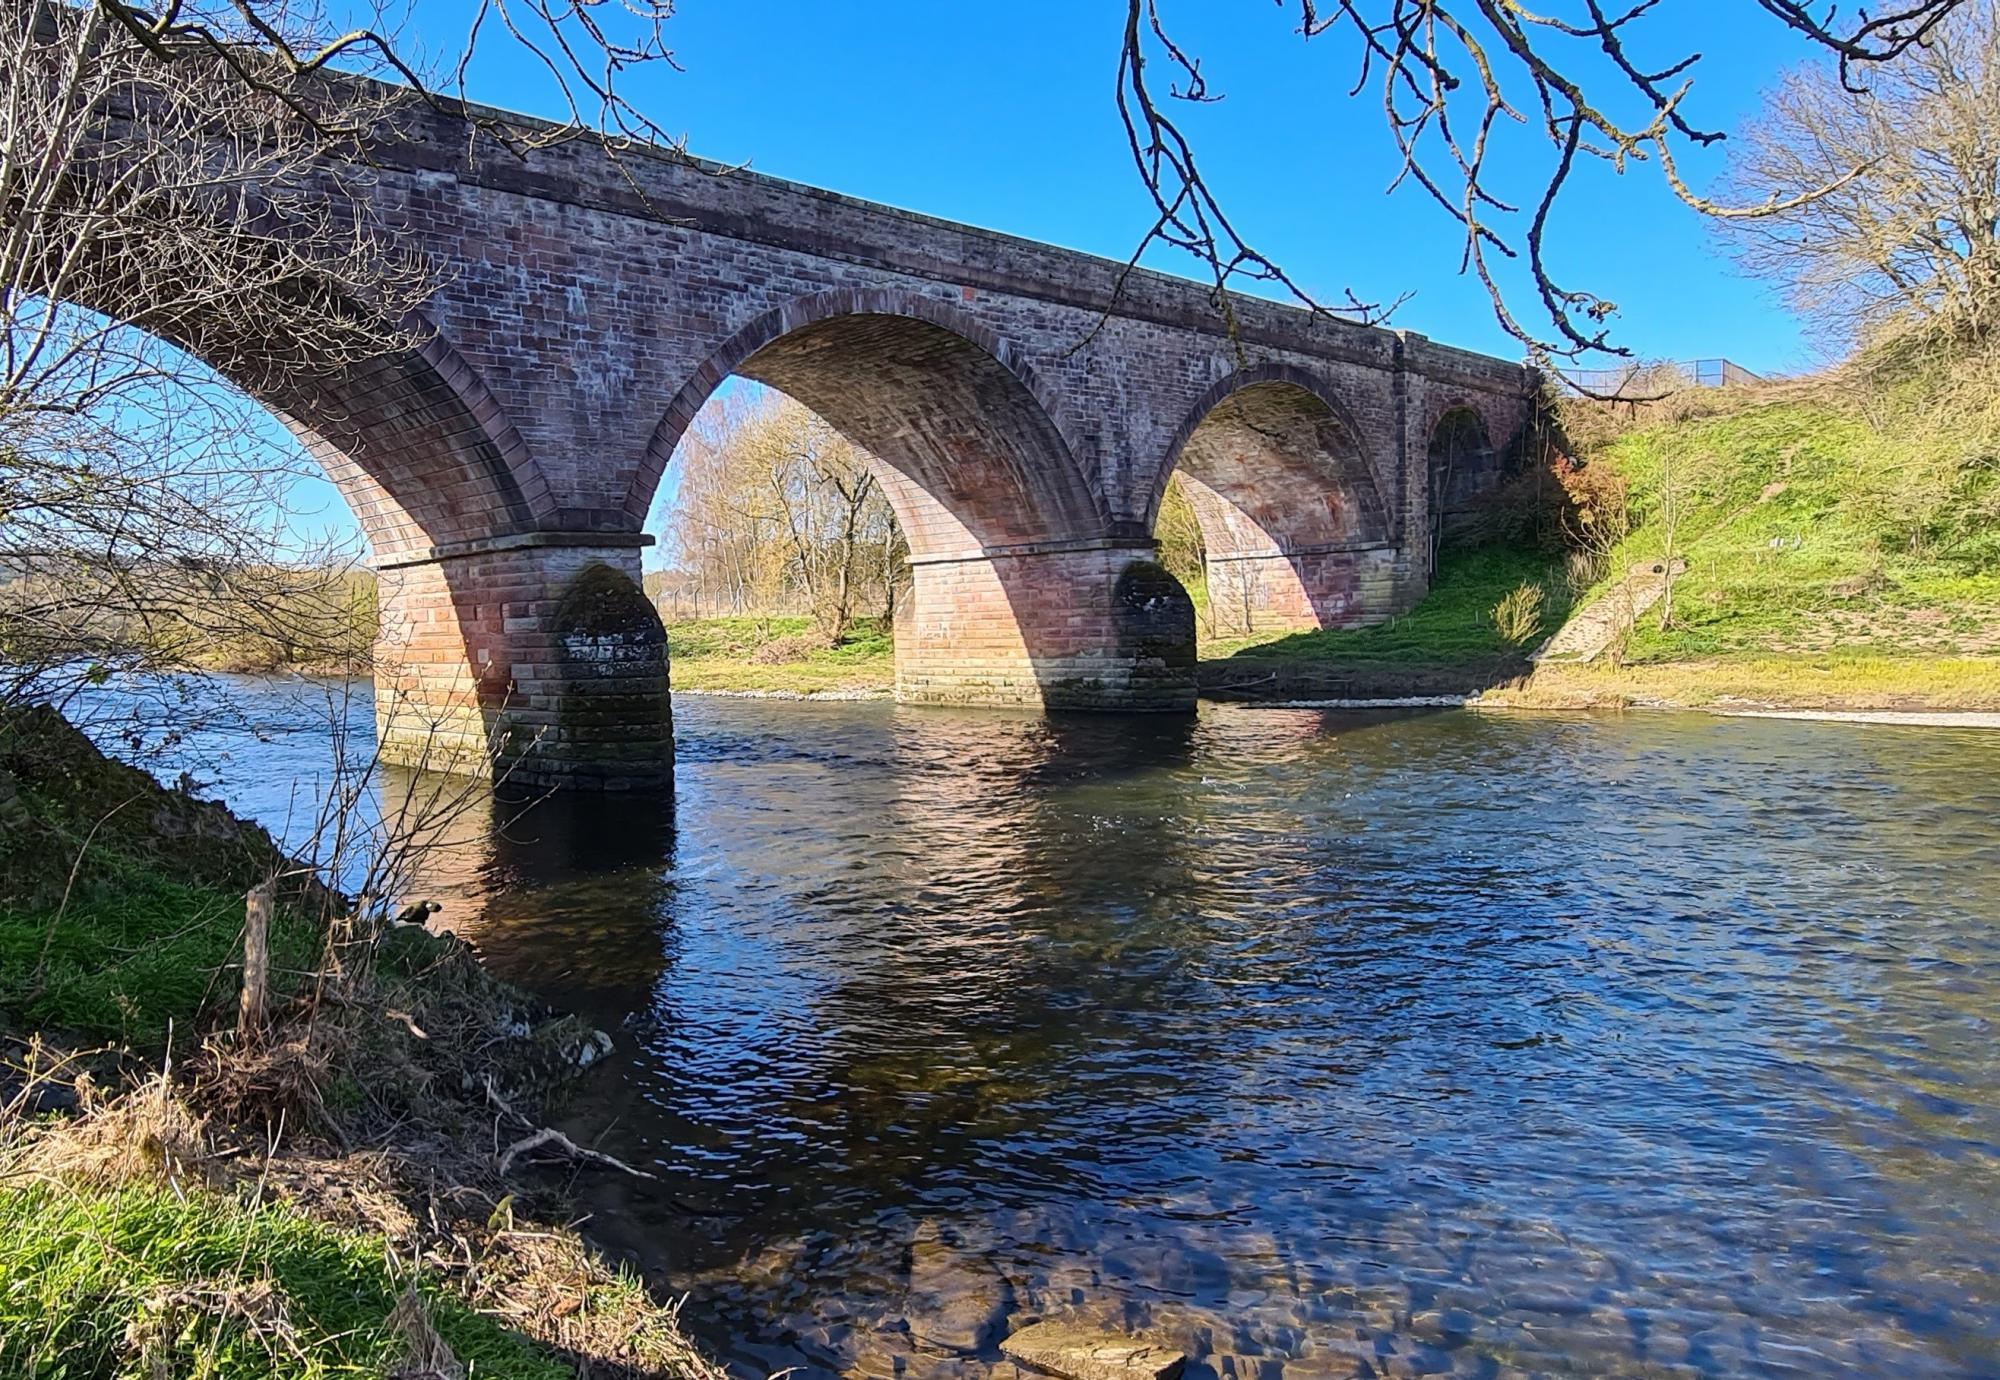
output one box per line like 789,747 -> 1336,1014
1553,453 -> 1632,546
1492,581 -> 1548,646
1563,549 -> 1606,596
750,631 -> 830,664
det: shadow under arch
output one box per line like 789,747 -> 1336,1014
1154,363 -> 1403,637
634,290 -> 1195,712
1426,403 -> 1498,563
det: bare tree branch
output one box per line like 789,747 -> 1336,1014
1119,0 -> 1971,370
1719,0 -> 2000,349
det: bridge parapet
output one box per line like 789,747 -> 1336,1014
95,87 -> 1540,784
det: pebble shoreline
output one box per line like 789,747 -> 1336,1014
677,686 -> 2000,726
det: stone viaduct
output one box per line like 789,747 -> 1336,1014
238,103 -> 1536,788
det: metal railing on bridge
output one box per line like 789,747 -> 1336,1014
1554,358 -> 1763,397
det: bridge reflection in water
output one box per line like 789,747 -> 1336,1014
371,693 -> 2000,1380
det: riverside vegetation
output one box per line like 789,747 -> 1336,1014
670,342 -> 2000,711
0,707 -> 726,1379
1205,342 -> 2000,711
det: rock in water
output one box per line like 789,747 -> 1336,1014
1000,1320 -> 1186,1380
902,1236 -> 1008,1354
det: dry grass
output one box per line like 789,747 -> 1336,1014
0,936 -> 732,1380
0,708 -> 735,1378
1487,655 -> 2000,711
1491,581 -> 1549,646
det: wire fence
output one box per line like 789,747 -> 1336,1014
1555,358 -> 1763,396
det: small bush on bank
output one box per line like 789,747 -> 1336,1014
1492,581 -> 1548,646
751,630 -> 833,664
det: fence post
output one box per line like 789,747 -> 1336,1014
240,883 -> 273,1045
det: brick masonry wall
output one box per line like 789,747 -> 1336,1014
899,546 -> 1194,711
243,98 -> 1536,780
1203,548 -> 1407,639
373,542 -> 671,789
330,105 -> 1533,553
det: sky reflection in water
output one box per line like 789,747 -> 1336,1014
126,681 -> 2000,1378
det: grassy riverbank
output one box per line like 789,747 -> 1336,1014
1198,547 -> 1572,699
1577,403 -> 2000,659
658,358 -> 2000,717
1205,346 -> 2000,711
0,708 -> 722,1378
1510,349 -> 2000,710
666,614 -> 895,694
1484,654 -> 2000,711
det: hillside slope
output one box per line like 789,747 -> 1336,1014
1582,397 -> 2000,664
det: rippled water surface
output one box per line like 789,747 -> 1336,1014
133,682 -> 2000,1377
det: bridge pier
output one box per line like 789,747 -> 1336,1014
371,540 -> 673,791
896,544 -> 1196,712
1201,544 -> 1415,639
367,535 -> 1196,790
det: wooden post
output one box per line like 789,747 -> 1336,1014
240,883 -> 272,1045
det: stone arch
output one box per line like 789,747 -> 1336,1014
24,291 -> 547,568
1153,364 -> 1396,636
22,291 -> 611,782
632,289 -> 1189,713
1152,362 -> 1388,539
628,288 -> 1104,549
245,321 -> 651,789
1425,403 -> 1497,561
269,324 -> 551,565
42,233 -> 549,566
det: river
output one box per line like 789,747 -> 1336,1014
91,676 -> 2000,1377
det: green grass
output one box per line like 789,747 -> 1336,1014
0,711 -> 721,1380
0,879 -> 320,1049
0,710 -> 327,1051
1590,399 -> 2000,664
666,614 -> 895,693
1204,546 -> 1571,666
0,1182 -> 561,1379
1487,654 -> 2000,710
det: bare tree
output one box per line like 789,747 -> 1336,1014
664,392 -> 789,619
0,4 -> 430,713
761,411 -> 885,643
1721,0 -> 2000,348
664,393 -> 906,639
1,1 -> 695,718
1118,0 -> 1969,366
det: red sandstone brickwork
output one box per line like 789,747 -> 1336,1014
246,100 -> 1535,781
373,543 -> 670,788
336,108 -> 1531,550
898,546 -> 1193,711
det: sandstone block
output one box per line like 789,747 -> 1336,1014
999,1320 -> 1187,1380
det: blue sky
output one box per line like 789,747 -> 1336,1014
275,2 -> 1833,555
